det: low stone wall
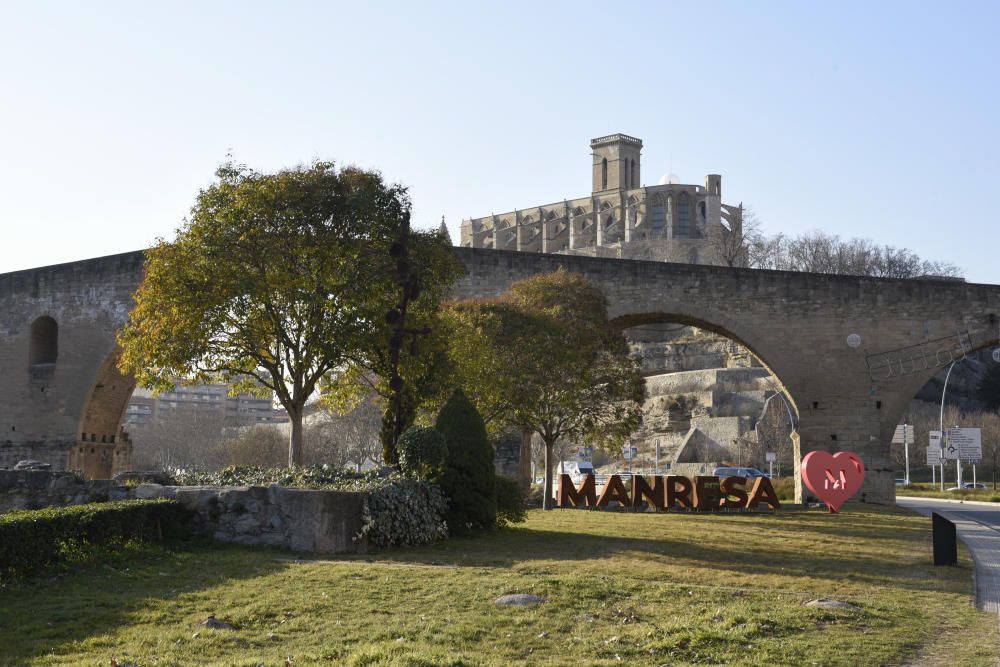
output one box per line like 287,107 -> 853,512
135,484 -> 367,554
0,470 -> 122,512
0,471 -> 368,555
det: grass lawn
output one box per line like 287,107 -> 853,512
0,505 -> 995,666
898,483 -> 1000,502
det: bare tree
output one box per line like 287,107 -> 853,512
753,390 -> 796,475
747,230 -> 962,279
712,207 -> 762,268
306,397 -> 384,470
129,409 -> 228,471
221,426 -> 287,467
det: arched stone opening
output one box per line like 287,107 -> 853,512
68,346 -> 137,480
881,337 -> 1000,492
611,311 -> 800,492
29,315 -> 58,369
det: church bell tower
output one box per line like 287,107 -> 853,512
591,133 -> 643,193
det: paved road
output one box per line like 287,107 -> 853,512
897,496 -> 1000,613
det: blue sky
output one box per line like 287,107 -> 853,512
1,1 -> 997,282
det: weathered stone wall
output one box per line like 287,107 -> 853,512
135,484 -> 367,554
3,246 -> 1000,504
0,251 -> 145,475
451,247 -> 1000,503
0,470 -> 121,512
492,432 -> 521,480
0,471 -> 367,554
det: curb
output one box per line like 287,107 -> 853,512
897,495 -> 1000,508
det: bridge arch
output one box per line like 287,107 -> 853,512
68,346 -> 136,479
613,310 -> 801,476
610,310 -> 801,418
877,334 -> 1000,483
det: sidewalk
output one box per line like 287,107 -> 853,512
897,497 -> 1000,614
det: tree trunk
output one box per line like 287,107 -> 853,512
288,408 -> 304,467
519,428 -> 533,492
543,438 -> 555,510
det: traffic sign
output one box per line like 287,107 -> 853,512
931,430 -> 954,459
927,446 -> 942,465
766,452 -> 777,462
892,424 -> 912,444
993,348 -> 1000,363
622,446 -> 638,460
946,427 -> 982,460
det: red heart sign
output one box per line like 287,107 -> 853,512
801,451 -> 865,513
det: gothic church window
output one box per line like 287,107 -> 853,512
601,158 -> 608,190
650,196 -> 666,232
677,194 -> 692,237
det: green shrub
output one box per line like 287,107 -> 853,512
358,478 -> 449,548
398,427 -> 448,480
494,476 -> 527,527
0,499 -> 187,582
435,389 -> 496,534
169,464 -> 383,491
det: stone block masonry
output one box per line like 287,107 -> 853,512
0,469 -> 120,512
135,484 -> 368,554
2,246 -> 1000,504
0,470 -> 367,554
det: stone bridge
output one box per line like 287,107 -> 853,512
2,246 -> 999,502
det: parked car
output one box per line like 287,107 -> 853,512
712,466 -> 769,479
946,483 -> 987,491
895,478 -> 907,486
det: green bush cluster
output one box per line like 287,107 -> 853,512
398,427 -> 448,480
169,464 -> 384,491
435,389 -> 496,534
0,499 -> 187,581
358,478 -> 449,548
494,476 -> 527,527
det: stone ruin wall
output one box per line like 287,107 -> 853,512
0,470 -> 367,554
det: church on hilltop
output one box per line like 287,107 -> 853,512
460,133 -> 745,266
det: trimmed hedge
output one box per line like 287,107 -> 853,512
0,499 -> 187,581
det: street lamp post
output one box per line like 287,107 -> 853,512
940,361 -> 958,491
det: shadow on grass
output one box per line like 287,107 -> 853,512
0,507 -> 955,665
347,506 -> 956,594
0,538 -> 294,666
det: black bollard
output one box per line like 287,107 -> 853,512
932,512 -> 957,566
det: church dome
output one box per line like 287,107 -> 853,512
658,172 -> 679,185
